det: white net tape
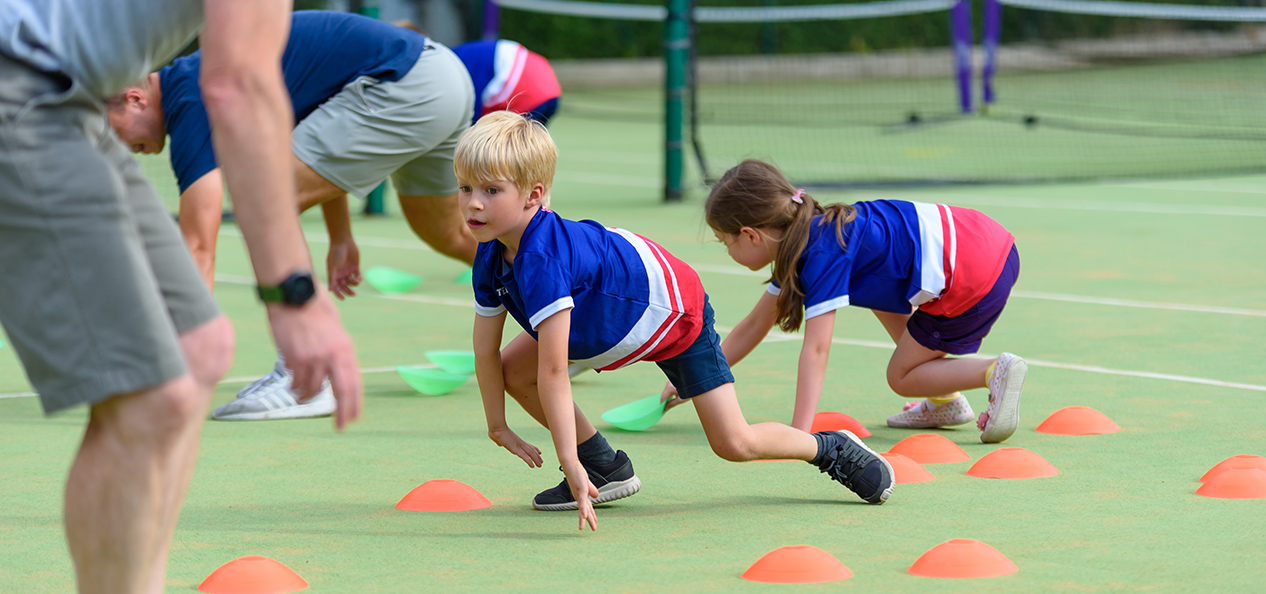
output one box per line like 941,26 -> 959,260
493,0 -> 957,22
1000,0 -> 1266,22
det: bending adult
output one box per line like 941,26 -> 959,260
0,0 -> 362,592
108,10 -> 476,420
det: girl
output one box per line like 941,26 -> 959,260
687,159 -> 1027,443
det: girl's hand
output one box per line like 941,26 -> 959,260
325,238 -> 361,300
660,381 -> 686,411
489,426 -> 543,467
563,462 -> 600,531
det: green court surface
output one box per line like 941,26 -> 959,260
2,93 -> 1265,593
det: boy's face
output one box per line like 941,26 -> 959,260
458,178 -> 536,243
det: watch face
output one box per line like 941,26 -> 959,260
289,275 -> 316,304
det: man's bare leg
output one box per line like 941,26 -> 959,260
399,192 -> 477,265
64,316 -> 234,594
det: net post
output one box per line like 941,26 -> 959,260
358,0 -> 387,215
982,0 -> 1001,107
664,0 -> 690,202
950,0 -> 974,113
483,0 -> 501,40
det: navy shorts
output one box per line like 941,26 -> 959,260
655,296 -> 735,399
906,245 -> 1020,355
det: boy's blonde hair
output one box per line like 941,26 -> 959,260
454,111 -> 557,206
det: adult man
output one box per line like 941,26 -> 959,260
108,10 -> 476,421
0,1 -> 362,592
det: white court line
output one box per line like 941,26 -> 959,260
2,365 -> 436,400
692,264 -> 1266,318
716,326 -> 1266,393
886,194 -> 1266,218
1113,182 -> 1266,195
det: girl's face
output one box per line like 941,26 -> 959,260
715,227 -> 777,271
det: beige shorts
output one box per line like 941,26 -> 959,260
292,41 -> 475,199
0,54 -> 219,413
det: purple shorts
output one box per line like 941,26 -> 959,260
906,245 -> 1020,355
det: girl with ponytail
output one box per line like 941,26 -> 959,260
688,159 -> 1028,444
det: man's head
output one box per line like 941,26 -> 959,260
104,74 -> 166,154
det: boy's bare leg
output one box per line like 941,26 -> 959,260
687,384 -> 817,462
65,316 -> 234,594
500,331 -> 596,439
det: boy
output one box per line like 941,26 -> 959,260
458,112 -> 895,531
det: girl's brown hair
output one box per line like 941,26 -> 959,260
705,159 -> 855,333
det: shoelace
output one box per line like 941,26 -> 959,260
819,442 -> 870,490
237,368 -> 287,397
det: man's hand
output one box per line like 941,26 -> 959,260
326,238 -> 361,300
267,291 -> 363,430
489,426 -> 543,467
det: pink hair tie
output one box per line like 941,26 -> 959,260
791,189 -> 805,204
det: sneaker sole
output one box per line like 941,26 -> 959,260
838,430 -> 895,505
211,400 -> 335,421
981,358 -> 1027,443
532,476 -> 642,511
886,415 -> 975,429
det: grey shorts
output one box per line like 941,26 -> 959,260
0,54 -> 220,414
292,41 -> 475,199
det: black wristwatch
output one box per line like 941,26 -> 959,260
257,272 -> 317,306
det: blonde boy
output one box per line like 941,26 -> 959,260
457,112 -> 895,531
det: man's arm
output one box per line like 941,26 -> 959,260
199,0 -> 362,429
177,170 -> 226,291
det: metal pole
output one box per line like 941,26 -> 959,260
360,0 -> 387,214
664,0 -> 689,202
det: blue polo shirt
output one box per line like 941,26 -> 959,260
160,10 -> 429,192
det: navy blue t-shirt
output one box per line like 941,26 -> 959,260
160,10 -> 430,192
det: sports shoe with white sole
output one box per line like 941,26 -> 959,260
532,450 -> 642,511
887,395 -> 975,429
211,361 -> 336,421
812,430 -> 894,504
978,352 -> 1027,443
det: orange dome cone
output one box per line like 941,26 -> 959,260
396,479 -> 492,512
810,411 -> 871,437
967,448 -> 1059,479
741,545 -> 853,584
908,539 -> 1018,579
1200,455 -> 1266,483
1196,468 -> 1266,499
1035,406 -> 1120,435
197,556 -> 308,594
888,434 -> 970,464
880,452 -> 935,484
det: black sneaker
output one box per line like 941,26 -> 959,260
532,450 -> 642,511
812,431 -> 894,504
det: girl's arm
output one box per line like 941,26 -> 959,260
791,310 -> 836,432
536,310 -> 599,531
720,290 -> 780,366
474,312 -> 543,467
661,290 -> 778,408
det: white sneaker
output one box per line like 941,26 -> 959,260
211,361 -> 336,421
978,353 -> 1027,443
887,395 -> 975,429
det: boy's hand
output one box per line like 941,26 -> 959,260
489,426 -> 543,467
660,381 -> 686,411
325,238 -> 361,300
563,462 -> 599,531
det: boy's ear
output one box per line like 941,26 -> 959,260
525,182 -> 547,209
